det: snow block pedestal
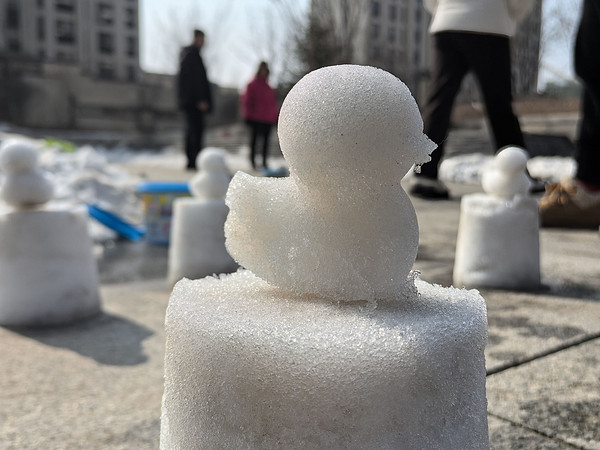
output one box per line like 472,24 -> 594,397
161,271 -> 489,449
167,198 -> 237,285
0,206 -> 101,326
453,193 -> 540,290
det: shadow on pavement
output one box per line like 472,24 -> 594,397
8,311 -> 154,366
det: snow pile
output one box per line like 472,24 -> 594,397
38,145 -> 142,225
439,152 -> 576,185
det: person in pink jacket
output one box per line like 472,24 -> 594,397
241,62 -> 279,170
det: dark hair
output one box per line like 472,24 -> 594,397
194,29 -> 205,38
256,61 -> 269,77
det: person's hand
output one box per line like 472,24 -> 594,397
197,101 -> 210,111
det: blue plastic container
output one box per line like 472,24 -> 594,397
135,181 -> 190,245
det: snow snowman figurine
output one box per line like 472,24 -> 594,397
454,146 -> 540,289
0,139 -> 101,327
167,148 -> 238,285
0,140 -> 54,208
481,146 -> 531,199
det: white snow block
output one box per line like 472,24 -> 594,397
167,198 -> 237,285
161,271 -> 489,449
453,193 -> 540,289
0,206 -> 101,326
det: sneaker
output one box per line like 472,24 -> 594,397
408,176 -> 450,200
539,179 -> 600,229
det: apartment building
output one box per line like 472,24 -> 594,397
308,0 -> 431,101
357,0 -> 431,93
0,0 -> 140,81
0,0 -> 185,135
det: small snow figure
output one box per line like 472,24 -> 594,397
168,147 -> 237,284
454,145 -> 540,289
481,146 -> 531,200
188,148 -> 231,200
0,140 -> 54,208
225,65 -> 436,302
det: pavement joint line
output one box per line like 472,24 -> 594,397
488,412 -> 586,449
487,331 -> 600,376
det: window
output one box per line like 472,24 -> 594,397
37,16 -> 46,41
400,7 -> 408,22
370,23 -> 380,40
369,45 -> 380,60
387,48 -> 395,64
388,27 -> 396,43
98,62 -> 115,80
55,0 -> 75,13
56,20 -> 75,44
389,5 -> 397,21
125,7 -> 136,28
126,36 -> 137,57
414,29 -> 421,44
415,7 -> 422,23
97,3 -> 114,26
127,66 -> 137,82
6,0 -> 20,30
98,32 -> 114,54
57,51 -> 74,61
8,38 -> 21,52
371,0 -> 380,17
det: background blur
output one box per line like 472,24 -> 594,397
0,0 -> 583,147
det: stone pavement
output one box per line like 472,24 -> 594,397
1,113 -> 599,449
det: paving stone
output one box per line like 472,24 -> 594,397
0,281 -> 170,450
489,415 -> 569,449
484,292 -> 600,373
487,340 -> 600,450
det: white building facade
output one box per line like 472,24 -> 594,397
0,0 -> 140,81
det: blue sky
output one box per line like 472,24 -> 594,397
140,0 -> 582,90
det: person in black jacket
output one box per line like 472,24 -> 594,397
178,29 -> 213,170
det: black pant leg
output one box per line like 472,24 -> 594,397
184,107 -> 205,169
419,32 -> 470,179
248,121 -> 259,169
465,34 -> 525,151
574,0 -> 600,186
259,123 -> 272,167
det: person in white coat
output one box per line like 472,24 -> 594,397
410,0 -> 536,199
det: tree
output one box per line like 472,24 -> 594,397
294,0 -> 368,74
147,0 -> 308,89
538,0 -> 582,86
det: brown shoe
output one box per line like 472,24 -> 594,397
539,179 -> 600,229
